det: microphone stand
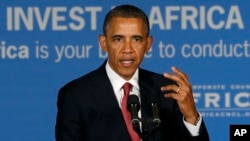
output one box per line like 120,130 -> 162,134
132,117 -> 161,141
127,95 -> 161,141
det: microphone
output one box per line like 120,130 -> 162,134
127,94 -> 141,128
150,102 -> 161,126
148,89 -> 161,126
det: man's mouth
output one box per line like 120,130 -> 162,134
120,59 -> 134,67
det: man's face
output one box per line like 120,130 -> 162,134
99,17 -> 152,80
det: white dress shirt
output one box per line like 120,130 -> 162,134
105,62 -> 201,136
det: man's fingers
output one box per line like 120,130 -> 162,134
171,67 -> 189,84
164,93 -> 179,100
161,84 -> 180,93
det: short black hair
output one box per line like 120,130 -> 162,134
103,4 -> 150,36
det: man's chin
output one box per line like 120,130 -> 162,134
119,69 -> 136,80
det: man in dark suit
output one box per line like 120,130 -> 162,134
55,4 -> 209,141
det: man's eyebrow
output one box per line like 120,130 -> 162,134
111,34 -> 143,39
132,35 -> 144,39
112,35 -> 124,38
132,35 -> 143,38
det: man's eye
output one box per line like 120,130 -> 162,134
115,38 -> 121,41
113,37 -> 122,42
134,37 -> 142,42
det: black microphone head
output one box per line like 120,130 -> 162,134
127,94 -> 140,112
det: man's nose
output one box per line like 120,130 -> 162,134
123,40 -> 133,53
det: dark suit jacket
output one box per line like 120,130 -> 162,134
55,61 -> 209,141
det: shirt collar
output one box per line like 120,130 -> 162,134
105,61 -> 139,93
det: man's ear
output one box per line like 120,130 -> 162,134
145,36 -> 153,53
98,34 -> 107,52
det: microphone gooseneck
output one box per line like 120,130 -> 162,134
127,94 -> 141,137
127,94 -> 141,125
150,102 -> 161,126
126,92 -> 162,141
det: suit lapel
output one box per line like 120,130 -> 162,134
90,61 -> 119,110
90,61 -> 130,141
139,69 -> 163,140
139,68 -> 155,120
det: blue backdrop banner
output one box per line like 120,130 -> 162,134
0,0 -> 249,141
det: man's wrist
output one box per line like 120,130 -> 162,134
185,113 -> 200,125
194,114 -> 200,125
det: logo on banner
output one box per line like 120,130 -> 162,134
193,84 -> 250,118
